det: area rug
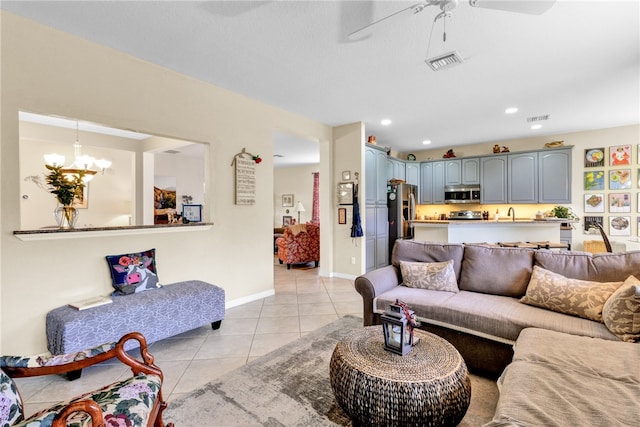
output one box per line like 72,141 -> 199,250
164,315 -> 499,426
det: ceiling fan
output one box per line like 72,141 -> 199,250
348,0 -> 556,69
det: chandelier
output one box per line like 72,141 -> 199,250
44,121 -> 111,182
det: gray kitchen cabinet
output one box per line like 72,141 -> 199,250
387,158 -> 405,183
445,160 -> 462,185
405,162 -> 420,186
461,158 -> 480,184
508,152 -> 538,203
539,148 -> 571,203
419,161 -> 445,205
365,145 -> 388,205
365,145 -> 389,271
420,162 -> 433,204
445,158 -> 479,185
480,156 -> 508,204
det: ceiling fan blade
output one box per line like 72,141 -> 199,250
468,0 -> 556,15
348,2 -> 431,41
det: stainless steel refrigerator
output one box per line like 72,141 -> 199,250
388,183 -> 417,259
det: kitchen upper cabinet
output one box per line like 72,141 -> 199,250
365,146 -> 388,205
420,161 -> 445,205
508,152 -> 538,203
387,158 -> 405,183
539,148 -> 571,203
405,162 -> 420,186
445,158 -> 479,185
461,158 -> 480,184
480,156 -> 508,204
420,162 -> 433,204
445,160 -> 462,185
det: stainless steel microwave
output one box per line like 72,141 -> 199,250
444,185 -> 481,204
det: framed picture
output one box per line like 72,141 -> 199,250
609,216 -> 631,236
584,193 -> 604,213
609,169 -> 631,190
337,182 -> 354,205
610,144 -> 631,166
72,185 -> 88,209
338,207 -> 347,224
584,216 -> 603,233
283,215 -> 292,226
282,194 -> 294,207
609,193 -> 631,213
584,148 -> 605,167
182,204 -> 202,222
583,170 -> 604,190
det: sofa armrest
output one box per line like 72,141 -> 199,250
355,265 -> 402,326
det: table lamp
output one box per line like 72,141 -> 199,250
295,201 -> 306,224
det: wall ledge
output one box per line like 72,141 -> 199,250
13,222 -> 213,241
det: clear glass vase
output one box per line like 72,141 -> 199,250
54,206 -> 78,229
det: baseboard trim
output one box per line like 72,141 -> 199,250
226,289 -> 275,309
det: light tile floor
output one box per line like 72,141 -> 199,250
15,258 -> 363,416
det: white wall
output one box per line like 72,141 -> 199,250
273,164 -> 318,227
155,152 -> 205,215
0,11 -> 334,354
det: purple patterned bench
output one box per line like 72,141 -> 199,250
46,280 -> 225,355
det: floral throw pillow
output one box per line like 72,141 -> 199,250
602,275 -> 640,342
105,249 -> 161,296
400,260 -> 459,293
521,265 -> 622,322
0,369 -> 23,426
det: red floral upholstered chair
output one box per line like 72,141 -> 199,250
276,223 -> 320,269
0,332 -> 173,427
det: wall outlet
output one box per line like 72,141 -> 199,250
351,256 -> 356,265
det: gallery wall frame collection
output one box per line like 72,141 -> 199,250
583,144 -> 639,237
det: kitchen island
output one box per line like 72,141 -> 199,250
410,219 -> 564,244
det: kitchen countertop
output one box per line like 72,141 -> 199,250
410,219 -> 576,224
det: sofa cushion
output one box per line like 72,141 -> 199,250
458,245 -> 535,297
602,275 -> 640,342
534,249 -> 640,282
105,249 -> 161,296
521,266 -> 621,322
391,240 -> 464,281
399,260 -> 459,292
488,328 -> 640,427
374,289 -> 616,343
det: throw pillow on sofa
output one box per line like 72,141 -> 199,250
602,275 -> 640,342
105,249 -> 161,296
521,266 -> 622,322
399,260 -> 459,292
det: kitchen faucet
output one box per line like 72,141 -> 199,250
507,207 -> 515,222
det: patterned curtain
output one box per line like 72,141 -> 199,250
311,172 -> 320,224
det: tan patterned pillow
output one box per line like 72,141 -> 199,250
400,260 -> 459,292
521,266 -> 622,322
602,275 -> 640,342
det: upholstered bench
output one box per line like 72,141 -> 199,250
46,280 -> 225,355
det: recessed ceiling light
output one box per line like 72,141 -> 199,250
380,119 -> 392,126
505,107 -> 518,114
422,140 -> 432,145
531,124 -> 542,130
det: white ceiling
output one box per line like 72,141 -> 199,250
3,1 -> 639,163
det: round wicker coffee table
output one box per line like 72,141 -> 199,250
329,326 -> 471,427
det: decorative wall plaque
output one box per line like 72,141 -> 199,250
231,148 -> 258,205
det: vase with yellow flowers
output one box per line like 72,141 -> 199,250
45,164 -> 86,229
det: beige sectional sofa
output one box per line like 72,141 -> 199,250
355,240 -> 640,425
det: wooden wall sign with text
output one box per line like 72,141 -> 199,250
231,148 -> 257,205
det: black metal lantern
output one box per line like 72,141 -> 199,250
381,303 -> 415,355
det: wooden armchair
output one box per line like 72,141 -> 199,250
0,332 -> 173,427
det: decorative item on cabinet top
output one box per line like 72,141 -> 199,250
407,153 -> 416,161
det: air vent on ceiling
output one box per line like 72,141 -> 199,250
164,150 -> 181,154
273,154 -> 284,158
425,51 -> 464,71
527,114 -> 550,122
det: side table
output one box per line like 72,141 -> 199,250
329,326 -> 471,426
